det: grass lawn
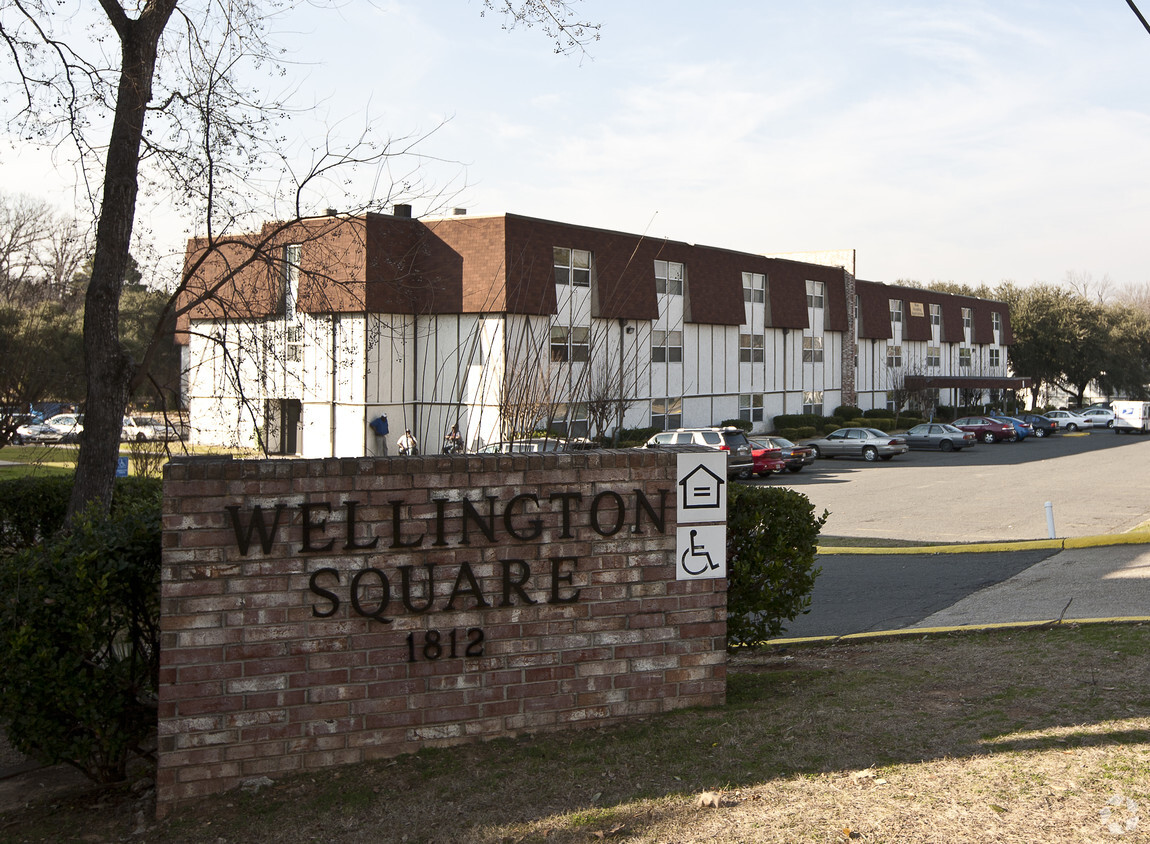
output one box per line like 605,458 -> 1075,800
3,625 -> 1149,843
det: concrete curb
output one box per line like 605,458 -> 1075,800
816,531 -> 1150,556
765,616 -> 1150,647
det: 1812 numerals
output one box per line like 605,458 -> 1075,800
405,628 -> 484,662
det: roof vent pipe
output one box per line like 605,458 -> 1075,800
394,204 -> 412,218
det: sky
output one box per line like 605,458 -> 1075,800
4,1 -> 1150,290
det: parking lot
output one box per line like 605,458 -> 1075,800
751,429 -> 1150,543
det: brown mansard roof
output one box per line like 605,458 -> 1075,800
855,280 -> 1012,345
178,212 -> 1001,348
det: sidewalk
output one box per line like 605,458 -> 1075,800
910,541 -> 1150,629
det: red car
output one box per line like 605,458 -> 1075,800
750,442 -> 786,477
952,415 -> 1018,444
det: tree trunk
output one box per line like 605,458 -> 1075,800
67,1 -> 178,521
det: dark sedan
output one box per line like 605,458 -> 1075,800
904,423 -> 976,452
952,416 -> 1018,444
1016,413 -> 1060,438
751,436 -> 817,473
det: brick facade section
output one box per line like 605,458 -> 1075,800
157,451 -> 726,815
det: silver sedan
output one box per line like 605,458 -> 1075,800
805,427 -> 909,462
904,423 -> 976,452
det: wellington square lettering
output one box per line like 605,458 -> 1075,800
223,488 -> 671,660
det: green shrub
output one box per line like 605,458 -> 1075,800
794,426 -> 818,439
0,489 -> 162,783
833,405 -> 862,420
720,418 -> 752,432
772,414 -> 828,431
0,475 -> 162,554
726,485 -> 826,649
0,475 -> 72,552
618,426 -> 661,444
862,409 -> 894,419
867,418 -> 899,433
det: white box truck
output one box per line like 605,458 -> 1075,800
1111,400 -> 1150,434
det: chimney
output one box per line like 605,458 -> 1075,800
452,208 -> 467,216
325,208 -> 338,217
394,204 -> 412,218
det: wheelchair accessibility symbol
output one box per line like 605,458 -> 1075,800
676,524 -> 726,580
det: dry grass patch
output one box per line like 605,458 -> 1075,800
3,625 -> 1150,842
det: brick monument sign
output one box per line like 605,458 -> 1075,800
157,450 -> 727,814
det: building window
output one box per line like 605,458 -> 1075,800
959,347 -> 972,368
651,397 -> 682,430
739,333 -> 764,363
285,324 -> 303,363
552,403 -> 588,437
930,304 -> 941,326
806,280 -> 824,309
554,247 -> 591,287
651,329 -> 682,363
885,392 -> 899,413
886,345 -> 902,368
962,308 -> 972,330
654,260 -> 684,295
550,326 -> 590,362
280,243 -> 301,315
889,299 -> 903,324
743,272 -> 765,303
803,391 -> 823,415
926,345 -> 940,368
989,348 -> 1001,368
992,311 -> 1003,333
739,394 -> 764,423
802,335 -> 824,363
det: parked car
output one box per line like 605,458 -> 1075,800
135,416 -> 184,441
1079,408 -> 1116,428
644,426 -> 755,478
903,423 -> 976,452
11,415 -> 53,444
748,441 -> 785,477
1016,413 -> 1059,438
750,436 -> 817,473
988,413 -> 1035,440
32,413 -> 85,443
952,416 -> 1018,444
804,428 -> 908,462
1043,409 -> 1094,431
478,438 -> 567,454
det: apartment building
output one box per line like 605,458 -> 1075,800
177,209 -> 1027,456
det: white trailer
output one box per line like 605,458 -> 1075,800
1111,400 -> 1150,434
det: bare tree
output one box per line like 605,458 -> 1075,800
0,1 -> 602,519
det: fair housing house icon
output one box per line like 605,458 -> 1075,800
678,461 -> 725,510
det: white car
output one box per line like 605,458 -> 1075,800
122,416 -> 150,441
135,417 -> 183,441
1042,410 -> 1094,431
1079,408 -> 1116,429
40,413 -> 85,442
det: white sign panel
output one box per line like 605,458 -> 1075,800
676,524 -> 726,579
675,453 -> 727,525
675,453 -> 728,581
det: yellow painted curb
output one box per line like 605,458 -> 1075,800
763,616 -> 1150,647
817,531 -> 1150,555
